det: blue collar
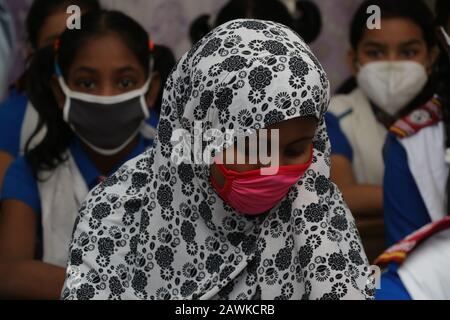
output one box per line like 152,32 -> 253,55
69,135 -> 151,190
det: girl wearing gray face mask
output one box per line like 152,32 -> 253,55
326,0 -> 439,262
0,10 -> 162,300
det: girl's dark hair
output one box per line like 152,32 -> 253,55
189,0 -> 322,44
436,0 -> 450,29
337,0 -> 436,94
16,0 -> 100,91
153,44 -> 176,114
26,0 -> 101,49
349,0 -> 436,50
434,0 -> 450,214
25,10 -> 153,176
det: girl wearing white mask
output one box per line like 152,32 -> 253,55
373,0 -> 450,300
0,10 -> 161,299
328,0 -> 439,233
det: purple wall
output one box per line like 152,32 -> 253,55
6,0 -> 366,91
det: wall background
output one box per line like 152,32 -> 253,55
4,0 -> 437,92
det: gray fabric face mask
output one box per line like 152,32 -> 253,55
58,76 -> 151,156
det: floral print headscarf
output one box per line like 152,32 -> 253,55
62,19 -> 375,300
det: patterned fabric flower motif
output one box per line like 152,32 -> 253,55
157,185 -> 173,208
248,90 -> 266,105
289,75 -> 306,89
332,283 -> 348,298
109,276 -> 125,296
275,247 -> 292,271
298,245 -> 313,268
349,249 -> 364,266
289,56 -> 309,78
131,172 -> 148,189
331,214 -> 348,232
70,249 -> 83,266
181,220 -> 196,243
315,265 -> 331,282
131,270 -> 148,292
264,110 -> 285,127
221,55 -> 248,72
177,163 -> 194,184
249,66 -> 273,91
304,203 -> 324,223
98,238 -> 115,257
155,246 -> 174,269
306,234 -> 322,249
328,253 -> 347,271
249,40 -> 265,52
208,63 -> 223,77
160,266 -> 175,281
265,268 -> 279,285
300,99 -> 316,116
215,87 -> 234,110
314,175 -> 330,195
224,35 -> 242,48
200,38 -> 222,57
242,20 -> 267,30
206,254 -> 224,274
181,280 -> 198,297
237,109 -> 254,127
274,92 -> 292,110
92,203 -> 111,220
76,284 -> 95,300
264,40 -> 288,55
158,119 -> 173,144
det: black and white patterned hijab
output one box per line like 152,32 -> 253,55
62,19 -> 375,300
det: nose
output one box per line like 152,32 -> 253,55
98,86 -> 118,96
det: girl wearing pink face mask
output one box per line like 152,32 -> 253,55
62,19 -> 374,300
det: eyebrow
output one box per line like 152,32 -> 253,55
115,66 -> 139,73
363,39 -> 424,48
399,39 -> 424,47
73,66 -> 97,74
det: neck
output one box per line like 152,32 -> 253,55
81,136 -> 139,176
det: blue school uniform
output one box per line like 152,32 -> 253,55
383,133 -> 431,247
325,112 -> 353,161
377,96 -> 446,300
0,88 -> 28,157
0,135 -> 153,215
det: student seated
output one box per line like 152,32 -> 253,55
0,0 -> 102,187
0,10 -> 161,299
62,19 -> 374,300
328,0 -> 439,218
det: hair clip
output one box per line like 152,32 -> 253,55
54,38 -> 61,53
149,39 -> 155,53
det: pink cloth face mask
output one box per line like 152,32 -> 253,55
211,148 -> 313,215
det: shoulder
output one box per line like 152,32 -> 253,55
390,95 -> 442,139
0,155 -> 41,214
328,89 -> 366,120
0,89 -> 29,155
0,88 -> 28,112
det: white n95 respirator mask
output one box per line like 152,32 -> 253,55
357,61 -> 428,116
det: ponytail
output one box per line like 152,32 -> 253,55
25,44 -> 73,177
190,14 -> 213,45
292,1 -> 322,44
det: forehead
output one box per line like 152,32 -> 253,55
360,17 -> 425,45
69,33 -> 142,71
